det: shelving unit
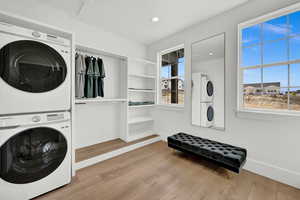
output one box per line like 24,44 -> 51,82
128,116 -> 154,124
126,58 -> 157,142
129,104 -> 154,108
73,46 -> 159,169
75,98 -> 127,104
74,44 -> 128,149
128,74 -> 156,79
128,89 -> 156,93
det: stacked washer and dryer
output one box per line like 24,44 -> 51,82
0,23 -> 72,199
192,73 -> 215,127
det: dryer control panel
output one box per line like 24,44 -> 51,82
0,112 -> 70,129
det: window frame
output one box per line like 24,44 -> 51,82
157,44 -> 185,108
237,3 -> 300,116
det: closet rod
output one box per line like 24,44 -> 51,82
75,47 -> 127,61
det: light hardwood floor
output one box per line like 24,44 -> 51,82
36,141 -> 300,200
76,135 -> 159,162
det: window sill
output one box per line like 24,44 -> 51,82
235,108 -> 300,121
155,104 -> 184,111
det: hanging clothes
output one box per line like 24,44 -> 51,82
75,53 -> 86,98
85,56 -> 94,98
97,58 -> 106,97
93,57 -> 100,98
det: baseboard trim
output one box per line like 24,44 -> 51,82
75,136 -> 161,171
244,158 -> 300,189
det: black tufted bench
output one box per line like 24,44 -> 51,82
168,133 -> 247,173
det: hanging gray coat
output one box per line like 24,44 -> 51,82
93,57 -> 100,98
75,53 -> 86,98
85,56 -> 94,98
97,58 -> 105,97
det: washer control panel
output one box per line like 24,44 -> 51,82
0,112 -> 70,129
32,116 -> 41,123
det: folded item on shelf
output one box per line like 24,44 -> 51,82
128,88 -> 153,90
128,101 -> 155,106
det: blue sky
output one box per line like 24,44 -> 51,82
242,10 -> 300,87
161,57 -> 185,79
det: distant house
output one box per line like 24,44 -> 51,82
243,82 -> 281,95
161,78 -> 184,90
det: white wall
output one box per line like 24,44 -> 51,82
0,0 -> 146,58
192,58 -> 225,128
148,0 -> 300,188
0,0 -> 146,148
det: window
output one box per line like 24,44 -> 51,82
238,6 -> 300,115
158,45 -> 184,106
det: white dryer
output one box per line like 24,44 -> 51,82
200,102 -> 214,128
0,112 -> 71,200
201,75 -> 214,102
0,23 -> 71,115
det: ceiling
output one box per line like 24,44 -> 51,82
192,34 -> 224,62
42,0 -> 248,44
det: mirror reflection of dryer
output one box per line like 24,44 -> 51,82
191,33 -> 225,130
0,112 -> 71,200
200,102 -> 215,127
201,75 -> 214,102
0,23 -> 71,115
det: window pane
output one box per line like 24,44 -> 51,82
263,65 -> 288,87
289,11 -> 300,36
178,66 -> 184,104
243,88 -> 288,110
289,88 -> 300,111
290,64 -> 300,86
242,45 -> 261,67
263,15 -> 288,41
242,24 -> 261,46
263,39 -> 288,64
160,48 -> 184,105
178,79 -> 184,105
243,87 -> 262,108
243,68 -> 261,84
178,58 -> 185,78
161,65 -> 171,79
161,79 -> 171,104
289,37 -> 300,61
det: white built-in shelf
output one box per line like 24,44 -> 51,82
75,98 -> 127,104
129,58 -> 156,65
128,74 -> 156,79
128,116 -> 154,125
126,131 -> 155,142
128,89 -> 156,93
129,104 -> 155,108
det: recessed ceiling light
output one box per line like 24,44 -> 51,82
151,17 -> 160,22
209,52 -> 213,56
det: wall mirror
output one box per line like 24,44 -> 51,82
191,33 -> 225,130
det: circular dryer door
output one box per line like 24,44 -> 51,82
0,40 -> 67,93
206,81 -> 214,97
207,106 -> 214,122
0,127 -> 67,184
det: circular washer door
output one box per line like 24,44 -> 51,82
207,106 -> 214,122
0,40 -> 67,93
206,81 -> 214,97
0,127 -> 67,184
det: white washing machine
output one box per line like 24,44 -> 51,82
0,112 -> 71,200
0,22 -> 71,115
200,103 -> 214,127
201,75 -> 214,102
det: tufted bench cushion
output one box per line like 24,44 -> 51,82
168,133 -> 247,173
